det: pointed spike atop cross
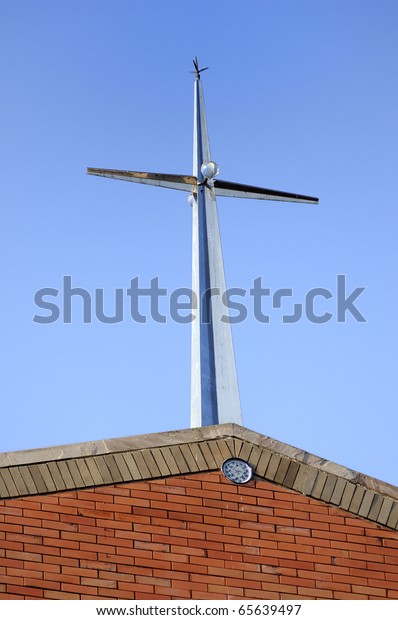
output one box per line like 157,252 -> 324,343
191,56 -> 209,79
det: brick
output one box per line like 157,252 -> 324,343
271,497 -> 294,509
259,515 -> 293,527
173,561 -> 207,575
0,523 -> 23,534
44,590 -> 80,600
224,525 -> 259,539
208,566 -> 243,579
111,563 -> 153,577
335,592 -> 368,600
164,477 -> 202,490
347,533 -> 381,546
78,507 -> 115,520
352,585 -> 387,596
295,517 -> 329,531
349,551 -> 384,563
204,531 -> 237,546
59,497 -> 95,510
244,588 -> 277,599
6,550 -> 42,562
0,540 -> 21,554
372,561 -> 398,574
317,579 -> 351,593
380,546 -> 398,558
204,516 -> 239,527
4,516 -> 40,528
41,519 -> 77,533
156,585 -> 192,597
386,573 -> 398,582
43,537 -> 78,550
240,505 -> 274,518
171,527 -> 204,540
334,571 -> 369,591
116,513 -> 148,527
25,578 -> 61,591
81,560 -> 116,571
227,577 -> 258,591
61,531 -> 96,544
295,552 -> 330,565
0,593 -> 22,600
298,586 -> 333,599
188,538 -> 223,551
64,583 -> 99,596
170,541 -> 206,554
61,549 -> 97,561
136,575 -> 171,587
7,585 -> 44,598
334,557 -> 367,569
80,542 -> 116,554
368,578 -> 398,590
44,572 -> 80,590
24,544 -> 61,558
310,511 -> 344,525
208,583 -> 244,596
134,557 -> 171,570
134,507 -> 167,519
24,561 -> 61,575
190,573 -> 224,585
205,498 -> 239,511
24,526 -> 59,539
167,493 -> 202,506
191,505 -> 222,518
313,562 -> 349,575
281,576 -> 316,588
113,529 -> 150,541
0,556 -> 23,569
190,557 -> 230,570
97,518 -> 132,531
7,532 -> 42,546
0,575 -> 24,586
0,506 -> 23,516
135,540 -> 169,552
81,577 -> 117,588
23,509 -> 60,521
63,514 -> 96,527
330,523 -> 365,535
262,581 -> 299,594
243,571 -> 279,583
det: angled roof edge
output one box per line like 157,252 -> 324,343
1,424 -> 397,531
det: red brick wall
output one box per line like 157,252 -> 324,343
1,472 -> 398,600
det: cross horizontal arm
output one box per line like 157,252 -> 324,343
87,168 -> 197,192
213,179 -> 319,204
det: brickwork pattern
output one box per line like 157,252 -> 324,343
1,472 -> 398,600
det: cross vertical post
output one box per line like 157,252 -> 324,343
190,69 -> 242,426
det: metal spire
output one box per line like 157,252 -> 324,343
87,59 -> 318,429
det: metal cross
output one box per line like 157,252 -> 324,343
87,58 -> 318,428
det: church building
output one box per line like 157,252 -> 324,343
1,423 -> 398,600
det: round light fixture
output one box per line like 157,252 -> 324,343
201,161 -> 219,179
221,458 -> 253,484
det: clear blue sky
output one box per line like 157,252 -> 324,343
1,1 -> 397,485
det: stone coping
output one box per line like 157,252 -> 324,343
1,424 -> 397,530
